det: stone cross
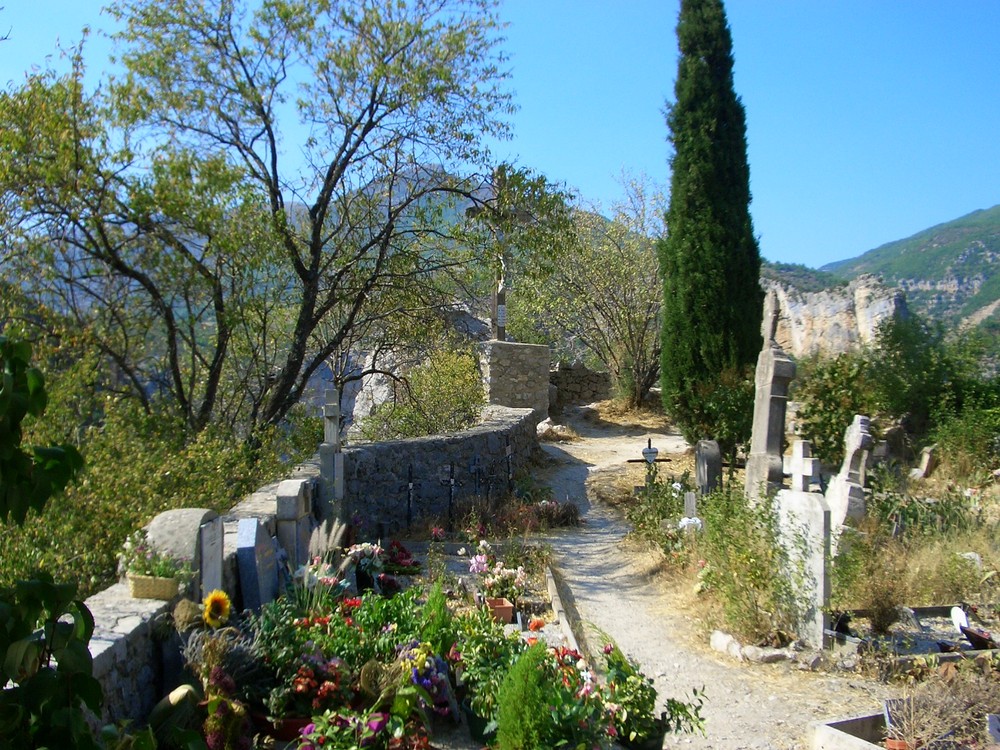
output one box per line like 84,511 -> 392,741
694,440 -> 722,496
683,491 -> 697,519
788,440 -> 819,493
744,335 -> 796,501
319,388 -> 344,504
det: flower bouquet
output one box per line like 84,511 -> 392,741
383,540 -> 421,576
346,541 -> 384,592
118,530 -> 192,599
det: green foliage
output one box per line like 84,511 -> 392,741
0,335 -> 83,525
0,573 -> 103,749
697,487 -> 800,643
453,606 -> 525,723
494,643 -> 551,750
933,403 -> 1000,482
659,0 -> 763,438
358,346 -> 484,440
794,351 -> 880,465
510,176 -> 665,407
673,365 -> 754,466
760,262 -> 846,294
1,398 -> 320,597
418,581 -> 456,658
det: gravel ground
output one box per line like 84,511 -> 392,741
534,407 -> 893,750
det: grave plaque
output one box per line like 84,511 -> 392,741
198,516 -> 224,599
237,518 -> 278,611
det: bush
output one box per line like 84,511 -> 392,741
358,345 -> 484,440
933,404 -> 1000,482
495,644 -> 549,750
1,398 -> 320,598
697,487 -> 801,643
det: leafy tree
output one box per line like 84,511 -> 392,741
511,175 -> 664,407
0,0 -> 514,435
658,0 -> 763,440
0,336 -> 83,525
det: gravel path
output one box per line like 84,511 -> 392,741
535,409 -> 891,750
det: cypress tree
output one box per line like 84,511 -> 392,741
658,0 -> 763,446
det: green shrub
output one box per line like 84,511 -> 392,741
1,398 -> 320,598
358,345 -> 484,440
933,404 -> 1000,482
794,351 -> 880,465
495,644 -> 549,750
697,487 -> 800,643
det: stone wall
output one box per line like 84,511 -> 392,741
478,340 -> 550,415
343,405 -> 542,536
83,405 -> 540,727
549,361 -> 611,409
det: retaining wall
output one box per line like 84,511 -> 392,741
549,361 -> 611,409
83,405 -> 540,727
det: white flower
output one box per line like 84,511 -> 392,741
457,547 -> 467,556
671,482 -> 683,492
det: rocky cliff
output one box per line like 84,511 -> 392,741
764,274 -> 907,358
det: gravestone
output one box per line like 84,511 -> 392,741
276,478 -> 315,569
684,491 -> 697,519
695,440 -> 722,495
825,414 -> 873,543
237,518 -> 279,611
199,516 -> 224,599
774,483 -> 831,649
745,291 -> 796,501
146,508 -> 221,598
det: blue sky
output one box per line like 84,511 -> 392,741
3,1 -> 1000,269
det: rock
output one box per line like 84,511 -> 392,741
742,645 -> 791,664
796,652 -> 824,671
710,630 -> 737,654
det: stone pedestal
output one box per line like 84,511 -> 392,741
744,343 -> 796,500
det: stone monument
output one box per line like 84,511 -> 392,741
825,414 -> 873,544
744,290 -> 796,501
695,439 -> 722,496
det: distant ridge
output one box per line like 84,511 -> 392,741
769,204 -> 1000,338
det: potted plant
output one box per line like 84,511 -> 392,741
118,530 -> 192,600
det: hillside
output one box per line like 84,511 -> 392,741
818,204 -> 1000,333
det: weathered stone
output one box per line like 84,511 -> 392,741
825,415 -> 873,542
710,630 -> 737,654
763,275 -> 906,358
745,298 -> 797,501
478,340 -> 550,415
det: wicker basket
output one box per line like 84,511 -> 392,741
127,573 -> 180,600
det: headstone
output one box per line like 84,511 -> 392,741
744,295 -> 797,501
695,440 -> 722,495
146,508 -> 221,597
775,487 -> 831,649
825,415 -> 873,550
237,518 -> 279,611
276,478 -> 314,568
199,516 -> 224,599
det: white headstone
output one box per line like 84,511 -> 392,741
198,516 -> 224,599
237,518 -> 279,611
775,488 -> 831,649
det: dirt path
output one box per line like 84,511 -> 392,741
535,407 -> 891,749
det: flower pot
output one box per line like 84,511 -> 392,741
127,573 -> 180,601
885,739 -> 911,750
485,597 -> 514,624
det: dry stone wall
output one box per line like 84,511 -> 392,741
83,405 -> 540,727
549,361 -> 611,409
478,340 -> 550,414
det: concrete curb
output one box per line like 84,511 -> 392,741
545,564 -> 582,654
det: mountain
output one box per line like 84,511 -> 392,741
816,204 -> 1000,335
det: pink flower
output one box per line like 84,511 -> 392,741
469,554 -> 489,574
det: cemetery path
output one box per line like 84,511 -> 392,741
534,407 -> 891,750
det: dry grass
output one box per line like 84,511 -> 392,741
582,398 -> 674,431
537,422 -> 581,443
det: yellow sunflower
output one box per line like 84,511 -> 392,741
202,589 -> 231,628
